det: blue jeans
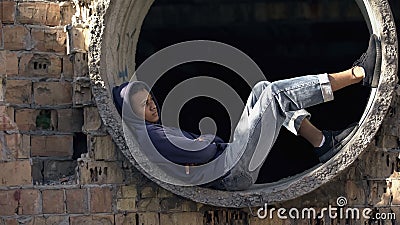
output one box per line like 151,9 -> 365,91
210,73 -> 334,190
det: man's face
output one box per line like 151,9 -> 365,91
131,89 -> 159,123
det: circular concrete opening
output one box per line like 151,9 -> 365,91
89,0 -> 398,207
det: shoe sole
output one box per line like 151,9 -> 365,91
370,35 -> 382,88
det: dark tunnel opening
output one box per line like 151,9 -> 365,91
135,0 -> 381,183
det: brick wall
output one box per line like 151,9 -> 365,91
0,0 -> 399,225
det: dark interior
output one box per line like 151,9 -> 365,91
136,0 -> 399,183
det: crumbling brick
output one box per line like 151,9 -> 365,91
0,218 -> 18,225
73,78 -> 92,105
0,51 -> 19,76
66,27 -> 89,54
90,135 -> 116,161
66,188 -> 88,214
73,53 -> 89,77
32,158 -> 43,184
89,187 -> 113,213
70,215 -> 114,225
0,132 -> 29,160
42,189 -> 65,214
79,161 -> 124,184
0,106 -> 17,131
137,213 -> 159,225
115,213 -> 137,225
141,186 -> 157,198
62,55 -> 74,79
17,2 -> 47,25
116,187 -> 137,212
0,160 -> 32,186
118,185 -> 138,198
19,53 -> 62,78
117,198 -> 136,212
43,160 -> 77,182
83,107 -> 102,131
19,189 -> 41,215
5,79 -> 32,105
31,135 -> 73,157
15,109 -> 39,131
3,25 -> 31,50
0,23 -> 2,49
0,1 -> 16,24
17,2 -> 61,26
345,180 -> 367,206
33,82 -> 72,106
137,198 -> 160,212
160,212 -> 204,225
0,190 -> 19,216
57,108 -> 83,132
46,3 -> 61,26
33,216 -> 69,225
31,28 -> 66,53
5,133 -> 23,159
60,2 -> 75,26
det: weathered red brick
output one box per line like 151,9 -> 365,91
83,107 -> 102,131
0,160 -> 32,186
20,189 -> 41,215
57,109 -> 83,132
138,213 -> 159,225
31,135 -> 73,157
0,218 -> 18,225
33,216 -> 69,225
17,2 -> 47,25
60,2 -> 75,26
115,213 -> 137,225
79,161 -> 124,184
73,53 -> 88,77
1,51 -> 19,76
19,53 -> 62,78
62,55 -> 74,79
3,25 -> 31,50
73,79 -> 92,105
66,188 -> 88,214
0,106 -> 18,131
31,28 -> 66,53
15,109 -> 39,131
42,189 -> 65,214
5,80 -> 32,105
33,82 -> 72,106
46,3 -> 61,26
0,190 -> 19,216
70,215 -> 114,225
0,23 -> 2,52
17,2 -> 61,26
67,27 -> 89,53
160,212 -> 204,225
89,187 -> 113,213
117,198 -> 136,212
90,135 -> 116,161
5,133 -> 24,159
0,1 -> 16,23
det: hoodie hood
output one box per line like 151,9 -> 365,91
113,81 -> 161,124
118,81 -> 229,187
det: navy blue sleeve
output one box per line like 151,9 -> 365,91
147,126 -> 222,165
